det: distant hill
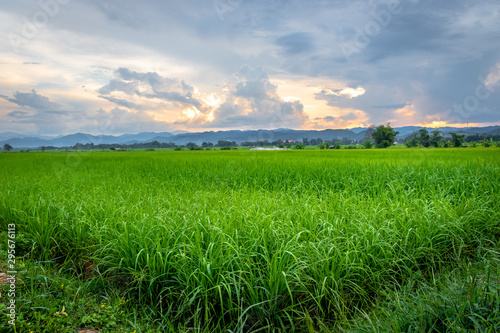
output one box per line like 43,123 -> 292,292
0,131 -> 173,148
1,126 -> 499,148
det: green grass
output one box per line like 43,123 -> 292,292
1,148 -> 499,332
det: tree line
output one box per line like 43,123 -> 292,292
3,125 -> 499,151
403,129 -> 500,148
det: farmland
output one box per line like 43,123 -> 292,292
1,148 -> 499,332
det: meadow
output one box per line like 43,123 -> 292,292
1,148 -> 499,332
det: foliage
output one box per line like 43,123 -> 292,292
3,143 -> 13,151
450,132 -> 466,147
0,149 -> 499,331
404,139 -> 418,148
362,141 -> 373,149
294,143 -> 305,149
405,129 -> 443,148
344,255 -> 500,332
216,140 -> 237,147
417,128 -> 431,147
371,123 -> 399,148
483,139 -> 493,148
430,130 -> 444,147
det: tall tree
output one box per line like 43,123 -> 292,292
417,128 -> 430,147
429,130 -> 443,147
3,143 -> 13,151
450,133 -> 465,147
371,123 -> 399,148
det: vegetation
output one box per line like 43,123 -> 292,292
1,149 -> 499,332
2,143 -> 13,152
371,124 -> 399,148
362,141 -> 373,149
451,132 -> 466,148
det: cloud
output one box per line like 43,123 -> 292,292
1,0 -> 500,135
311,110 -> 369,129
372,103 -> 411,109
316,87 -> 366,100
97,67 -> 204,110
1,89 -> 61,110
7,110 -> 29,118
276,32 -> 315,55
97,95 -> 145,110
176,65 -> 309,129
211,65 -> 309,129
91,107 -> 174,134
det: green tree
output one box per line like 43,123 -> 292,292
404,139 -> 418,148
450,133 -> 465,147
362,141 -> 373,149
371,124 -> 399,148
429,130 -> 443,147
3,143 -> 13,151
319,142 -> 330,149
417,128 -> 431,147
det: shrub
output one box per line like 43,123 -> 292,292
404,139 -> 418,148
362,141 -> 373,149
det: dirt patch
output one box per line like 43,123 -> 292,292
0,272 -> 11,285
75,330 -> 100,333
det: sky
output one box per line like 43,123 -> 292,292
0,0 -> 499,136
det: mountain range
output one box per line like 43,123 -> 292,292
1,126 -> 499,148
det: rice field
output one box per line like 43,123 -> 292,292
1,148 -> 499,332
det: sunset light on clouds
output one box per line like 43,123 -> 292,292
1,0 -> 499,136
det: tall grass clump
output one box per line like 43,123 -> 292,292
0,148 -> 499,331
